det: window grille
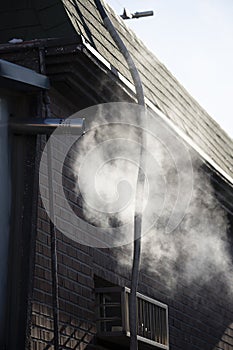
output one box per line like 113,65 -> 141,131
95,287 -> 169,349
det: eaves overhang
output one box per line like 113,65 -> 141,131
0,59 -> 50,91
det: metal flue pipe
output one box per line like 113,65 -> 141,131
94,0 -> 145,106
121,8 -> 154,20
94,1 -> 146,350
10,118 -> 85,135
133,10 -> 154,19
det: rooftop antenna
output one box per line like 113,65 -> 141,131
121,8 -> 154,20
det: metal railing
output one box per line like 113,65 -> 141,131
95,287 -> 169,349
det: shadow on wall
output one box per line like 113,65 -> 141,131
31,306 -> 95,349
165,278 -> 233,349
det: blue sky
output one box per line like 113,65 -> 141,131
106,0 -> 233,139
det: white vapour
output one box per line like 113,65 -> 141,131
140,170 -> 232,292
72,102 -> 232,291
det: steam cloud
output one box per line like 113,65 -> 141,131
71,102 -> 232,293
140,170 -> 232,293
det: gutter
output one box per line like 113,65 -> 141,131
0,59 -> 50,90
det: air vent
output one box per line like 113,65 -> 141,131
95,287 -> 169,349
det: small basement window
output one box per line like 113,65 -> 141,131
95,287 -> 169,349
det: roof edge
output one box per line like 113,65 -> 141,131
82,37 -> 233,186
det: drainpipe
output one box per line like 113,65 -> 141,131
37,49 -> 84,350
93,2 -> 146,350
39,47 -> 60,350
0,97 -> 11,347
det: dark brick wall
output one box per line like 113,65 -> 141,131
31,222 -> 233,350
2,47 -> 232,350
28,88 -> 233,350
30,113 -> 96,349
31,196 -> 96,349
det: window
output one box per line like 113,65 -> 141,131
95,286 -> 169,349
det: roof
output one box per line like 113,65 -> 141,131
0,0 -> 232,181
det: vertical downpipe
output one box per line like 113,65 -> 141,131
39,48 -> 60,350
0,97 -> 10,346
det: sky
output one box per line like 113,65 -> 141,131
106,0 -> 233,139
